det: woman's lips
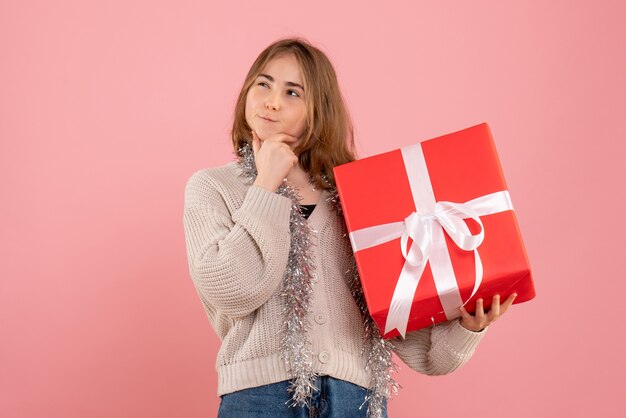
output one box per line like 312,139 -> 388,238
258,115 -> 277,122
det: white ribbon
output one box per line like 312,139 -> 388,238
348,143 -> 514,338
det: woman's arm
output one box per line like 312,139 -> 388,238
390,318 -> 488,376
183,169 -> 292,318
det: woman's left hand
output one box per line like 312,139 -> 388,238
458,293 -> 517,332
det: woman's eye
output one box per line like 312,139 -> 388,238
256,81 -> 299,97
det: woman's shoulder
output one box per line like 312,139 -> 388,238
186,160 -> 241,187
184,160 -> 245,207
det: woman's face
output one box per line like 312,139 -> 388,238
245,53 -> 307,149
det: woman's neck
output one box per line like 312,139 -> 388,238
285,163 -> 313,188
285,163 -> 322,204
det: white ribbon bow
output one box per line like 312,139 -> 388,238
348,143 -> 514,338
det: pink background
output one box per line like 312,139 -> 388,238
1,1 -> 624,417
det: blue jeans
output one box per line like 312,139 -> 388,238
217,376 -> 388,418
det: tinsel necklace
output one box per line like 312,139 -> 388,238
236,142 -> 399,418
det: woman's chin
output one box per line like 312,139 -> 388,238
253,126 -> 277,141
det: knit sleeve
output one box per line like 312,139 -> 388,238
390,318 -> 488,376
183,169 -> 293,318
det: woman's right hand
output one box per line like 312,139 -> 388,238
251,129 -> 299,192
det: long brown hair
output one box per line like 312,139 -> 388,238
231,37 -> 357,190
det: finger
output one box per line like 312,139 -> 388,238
500,293 -> 517,315
280,132 -> 299,142
487,294 -> 500,322
266,133 -> 298,144
475,298 -> 485,319
277,140 -> 298,157
459,305 -> 472,320
252,130 -> 260,156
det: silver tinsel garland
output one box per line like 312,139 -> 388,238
236,142 -> 399,418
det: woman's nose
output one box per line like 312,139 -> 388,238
265,101 -> 279,110
265,94 -> 280,110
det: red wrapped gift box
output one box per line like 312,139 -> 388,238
333,123 -> 535,339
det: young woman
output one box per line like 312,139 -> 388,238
183,37 -> 516,418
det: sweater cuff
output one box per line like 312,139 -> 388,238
443,319 -> 488,354
237,185 -> 292,228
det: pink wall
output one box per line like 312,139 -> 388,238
2,1 -> 624,417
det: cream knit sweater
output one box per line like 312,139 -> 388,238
183,160 -> 489,396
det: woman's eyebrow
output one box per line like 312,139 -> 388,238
259,73 -> 305,91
